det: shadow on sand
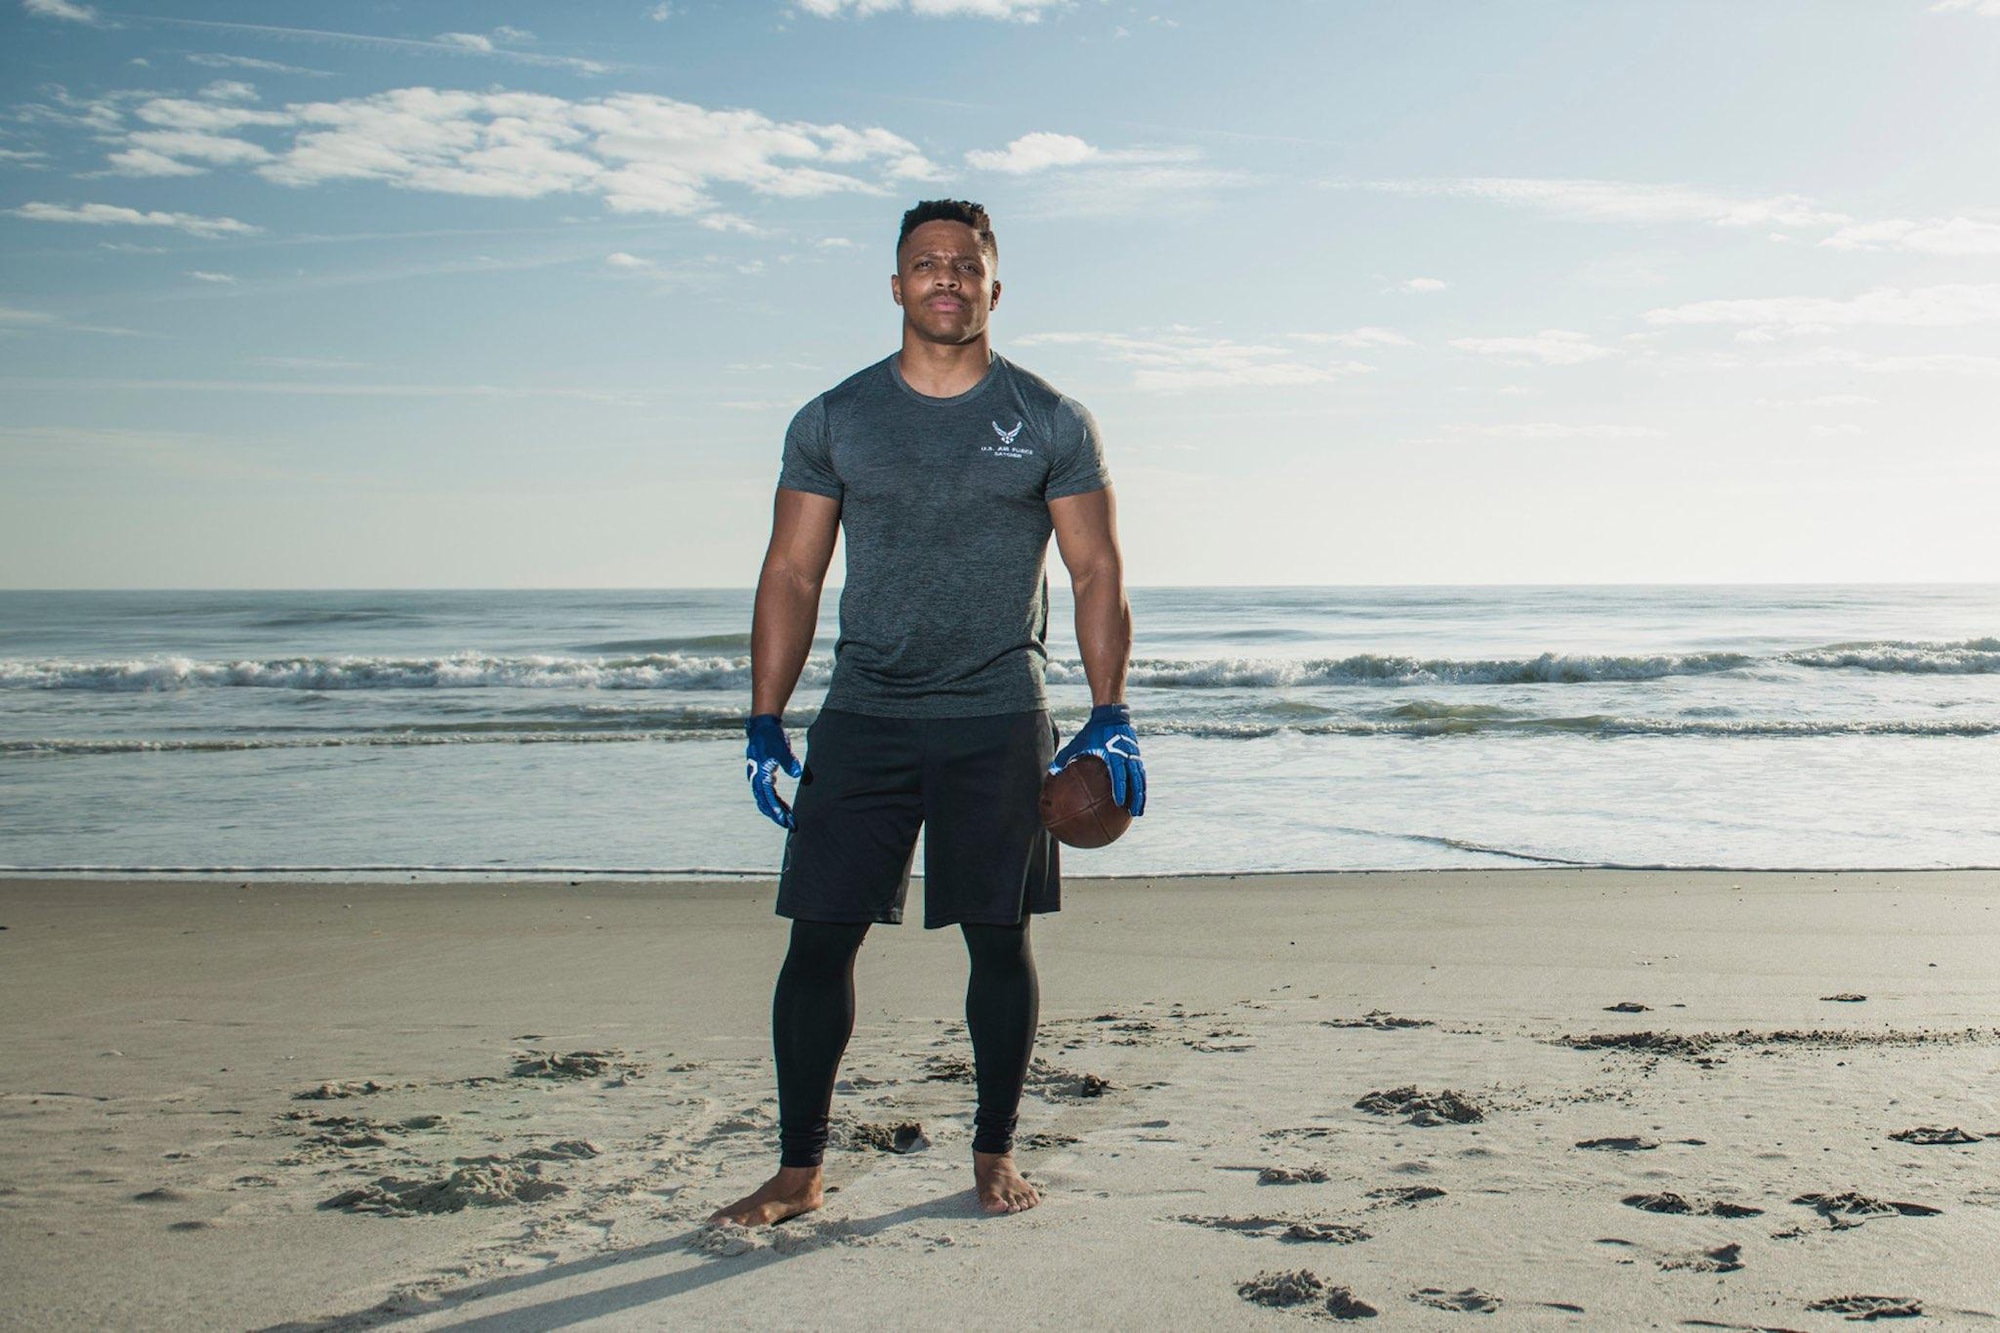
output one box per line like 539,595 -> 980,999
261,1191 -> 993,1332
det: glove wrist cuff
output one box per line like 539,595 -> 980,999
1086,702 -> 1131,725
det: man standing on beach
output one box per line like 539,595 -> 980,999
712,199 -> 1145,1225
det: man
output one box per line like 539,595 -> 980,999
711,199 -> 1145,1226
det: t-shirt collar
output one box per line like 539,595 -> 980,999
887,350 -> 999,407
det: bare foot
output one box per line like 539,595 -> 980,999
708,1165 -> 824,1227
974,1151 -> 1040,1215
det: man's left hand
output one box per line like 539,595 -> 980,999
1049,702 -> 1146,816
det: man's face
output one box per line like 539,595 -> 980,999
891,219 -> 1000,346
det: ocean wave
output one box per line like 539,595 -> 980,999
1051,650 -> 1760,688
1782,639 -> 2000,674
3,636 -> 1995,694
1144,716 -> 2000,740
10,716 -> 1996,755
0,653 -> 824,693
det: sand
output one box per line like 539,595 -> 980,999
1,870 -> 1997,1330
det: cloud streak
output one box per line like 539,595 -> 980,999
12,201 -> 260,237
1345,176 -> 1849,230
1820,217 -> 2000,255
798,0 -> 1068,20
1645,283 -> 2000,337
1016,329 -> 1374,391
1449,330 -> 1617,366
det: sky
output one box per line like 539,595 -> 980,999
3,0 -> 1999,589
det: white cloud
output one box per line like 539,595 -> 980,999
1809,423 -> 1864,437
1395,277 -> 1448,293
139,16 -> 608,75
1756,394 -> 1879,409
1931,0 -> 2000,13
1350,177 -> 1848,230
1444,422 -> 1666,440
964,131 -> 1198,178
24,0 -> 99,22
437,32 -> 497,53
1645,283 -> 2000,337
235,88 -> 936,217
1820,217 -> 2000,256
1448,329 -> 1617,366
967,132 -> 1097,173
0,305 -> 58,326
1015,330 -> 1374,392
187,52 -> 330,76
649,3 -> 675,17
605,252 -> 653,269
186,270 -> 236,283
201,80 -> 259,102
1287,327 -> 1413,348
799,0 -> 1068,19
13,201 -> 260,237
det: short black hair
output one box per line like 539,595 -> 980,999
897,199 -> 997,266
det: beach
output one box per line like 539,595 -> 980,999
3,871 -> 1996,1329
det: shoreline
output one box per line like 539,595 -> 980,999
4,869 -> 1996,1328
8,860 -> 2000,882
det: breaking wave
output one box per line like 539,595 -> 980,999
1,637 -> 1993,694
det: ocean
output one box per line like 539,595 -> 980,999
1,586 -> 1996,879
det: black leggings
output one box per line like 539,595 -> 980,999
774,918 -> 1039,1168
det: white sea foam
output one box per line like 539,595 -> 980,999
4,639 -> 1993,693
0,653 -> 826,692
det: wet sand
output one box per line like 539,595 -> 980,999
2,870 -> 1996,1329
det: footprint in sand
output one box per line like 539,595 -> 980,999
1792,1192 -> 1941,1223
1658,1242 -> 1743,1273
1237,1270 -> 1380,1320
293,1080 -> 390,1101
1355,1087 -> 1484,1126
1179,1214 -> 1370,1245
1410,1287 -> 1501,1313
1623,1192 -> 1763,1218
321,1164 -> 568,1216
1889,1126 -> 1981,1145
1603,1002 -> 1650,1013
1576,1136 -> 1658,1152
1805,1294 -> 1923,1320
1325,1010 -> 1434,1030
830,1117 -> 929,1154
1258,1165 -> 1329,1185
1366,1186 -> 1446,1207
510,1049 -> 643,1081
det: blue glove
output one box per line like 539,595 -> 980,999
1049,702 -> 1146,817
745,713 -> 803,829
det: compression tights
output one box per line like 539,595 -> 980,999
774,918 -> 1039,1168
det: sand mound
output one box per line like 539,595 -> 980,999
1354,1086 -> 1484,1125
320,1165 -> 567,1217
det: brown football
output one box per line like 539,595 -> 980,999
1039,755 -> 1133,849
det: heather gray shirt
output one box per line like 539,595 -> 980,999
778,353 -> 1110,718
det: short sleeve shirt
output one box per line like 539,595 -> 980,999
778,353 -> 1110,717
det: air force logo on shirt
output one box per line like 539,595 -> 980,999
982,419 -> 1033,459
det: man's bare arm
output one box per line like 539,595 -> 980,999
1048,486 -> 1130,706
751,489 -> 841,717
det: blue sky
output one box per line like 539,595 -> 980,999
4,0 -> 1999,588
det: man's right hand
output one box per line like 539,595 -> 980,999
745,714 -> 803,829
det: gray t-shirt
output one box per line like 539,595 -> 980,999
778,353 -> 1110,718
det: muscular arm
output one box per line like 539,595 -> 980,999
1048,486 -> 1130,706
751,488 -> 841,718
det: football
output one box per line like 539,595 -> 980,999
1039,755 -> 1133,849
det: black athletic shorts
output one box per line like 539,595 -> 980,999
776,708 -> 1060,929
